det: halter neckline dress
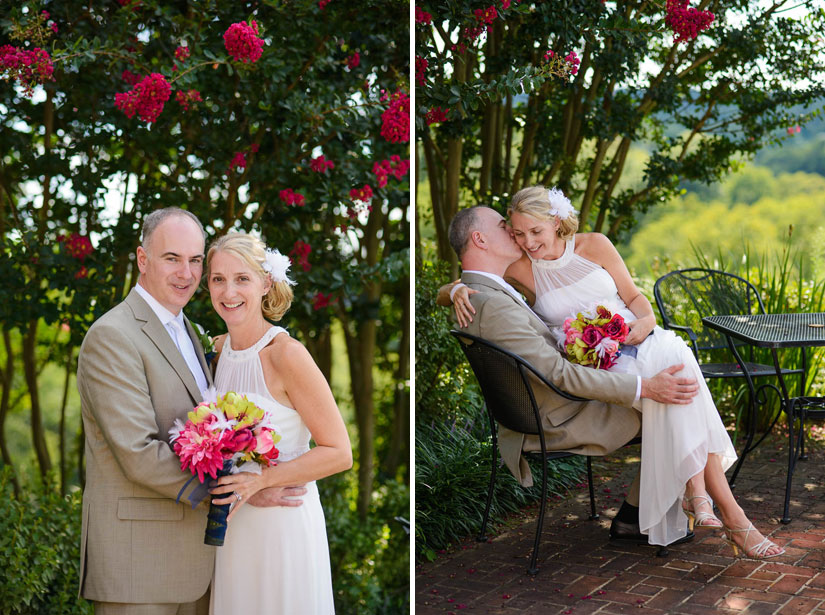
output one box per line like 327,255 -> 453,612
209,326 -> 335,614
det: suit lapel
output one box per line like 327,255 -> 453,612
125,290 -> 204,404
462,272 -> 550,332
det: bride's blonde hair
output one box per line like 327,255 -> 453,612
206,233 -> 293,321
508,185 -> 579,241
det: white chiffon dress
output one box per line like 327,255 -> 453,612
210,326 -> 335,615
529,237 -> 737,545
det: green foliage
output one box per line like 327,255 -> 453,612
320,472 -> 410,614
417,0 -> 825,260
414,258 -> 484,424
0,469 -> 91,615
622,167 -> 825,277
415,417 -> 585,560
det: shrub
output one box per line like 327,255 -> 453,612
415,416 -> 585,561
321,473 -> 410,614
414,259 -> 484,424
0,469 -> 92,615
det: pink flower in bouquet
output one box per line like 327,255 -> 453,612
604,313 -> 630,339
225,427 -> 256,453
173,421 -> 231,482
596,337 -> 620,359
254,428 -> 280,461
581,324 -> 604,347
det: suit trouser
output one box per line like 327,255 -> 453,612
94,589 -> 209,615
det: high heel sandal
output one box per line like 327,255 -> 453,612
681,495 -> 723,531
723,524 -> 785,559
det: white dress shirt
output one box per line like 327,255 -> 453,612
134,283 -> 209,393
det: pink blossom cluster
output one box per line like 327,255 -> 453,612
174,45 -> 190,61
787,125 -> 801,135
58,233 -> 94,261
115,73 -> 172,123
223,20 -> 265,64
501,0 -> 511,8
230,151 -> 247,169
380,89 -> 410,143
565,51 -> 581,75
373,156 -> 410,188
346,51 -> 360,70
349,184 -> 374,203
289,240 -> 312,272
42,11 -> 58,34
279,188 -> 306,207
415,6 -> 433,25
474,6 -> 498,24
0,45 -> 54,95
319,0 -> 331,9
175,89 -> 202,111
665,0 -> 714,44
313,292 -> 333,311
310,155 -> 335,173
543,49 -> 581,79
121,69 -> 140,86
415,56 -> 428,86
426,106 -> 449,125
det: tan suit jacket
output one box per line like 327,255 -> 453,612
77,288 -> 215,604
459,272 -> 642,486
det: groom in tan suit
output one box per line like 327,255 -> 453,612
448,206 -> 699,540
77,208 -> 304,614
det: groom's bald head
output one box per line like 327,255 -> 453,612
448,207 -> 484,258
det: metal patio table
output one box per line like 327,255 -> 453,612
702,312 -> 825,523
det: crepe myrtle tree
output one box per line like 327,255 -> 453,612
0,0 -> 409,520
415,0 -> 825,269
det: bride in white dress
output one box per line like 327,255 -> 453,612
205,233 -> 352,614
446,185 -> 784,558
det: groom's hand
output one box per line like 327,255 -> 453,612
247,485 -> 307,508
641,365 -> 699,404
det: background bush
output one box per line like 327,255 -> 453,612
0,469 -> 91,615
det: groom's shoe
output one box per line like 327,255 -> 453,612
609,517 -> 695,546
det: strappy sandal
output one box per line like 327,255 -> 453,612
723,524 -> 785,559
682,494 -> 723,531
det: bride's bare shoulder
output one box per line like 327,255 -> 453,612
575,232 -> 614,258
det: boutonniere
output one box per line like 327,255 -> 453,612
194,324 -> 217,365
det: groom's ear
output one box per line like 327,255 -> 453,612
470,230 -> 486,249
136,246 -> 148,273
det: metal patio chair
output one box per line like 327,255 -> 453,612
451,330 -> 643,574
653,268 -> 804,485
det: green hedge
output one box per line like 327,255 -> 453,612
0,469 -> 91,615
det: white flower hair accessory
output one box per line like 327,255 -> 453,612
261,248 -> 296,286
547,187 -> 578,220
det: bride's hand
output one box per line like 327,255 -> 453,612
625,314 -> 655,345
452,284 -> 479,328
210,471 -> 267,521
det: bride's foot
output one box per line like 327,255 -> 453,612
682,494 -> 723,530
722,523 -> 785,559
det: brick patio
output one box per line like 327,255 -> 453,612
415,431 -> 825,614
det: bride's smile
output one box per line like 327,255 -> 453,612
509,211 -> 564,261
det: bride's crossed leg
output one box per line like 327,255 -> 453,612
687,454 -> 784,558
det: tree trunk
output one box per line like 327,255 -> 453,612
23,319 -> 52,478
301,325 -> 332,383
59,346 -> 73,495
0,329 -> 20,495
342,317 -> 376,520
384,277 -> 409,482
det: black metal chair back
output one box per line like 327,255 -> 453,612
451,330 -> 594,574
654,268 -> 765,359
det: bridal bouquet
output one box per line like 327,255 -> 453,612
562,305 -> 630,370
169,390 -> 281,546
